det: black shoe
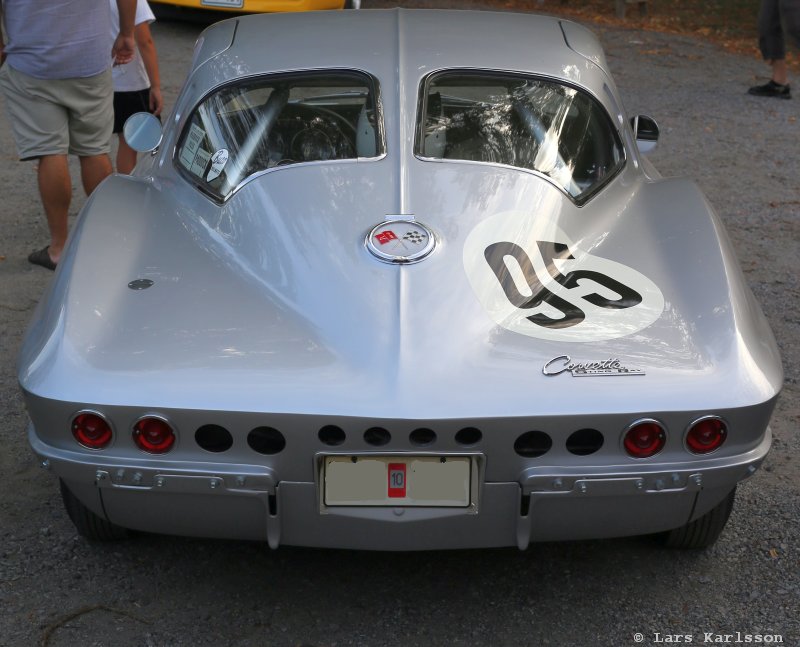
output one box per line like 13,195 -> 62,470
748,80 -> 791,99
28,245 -> 57,271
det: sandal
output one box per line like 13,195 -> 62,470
28,246 -> 57,271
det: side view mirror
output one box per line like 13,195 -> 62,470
123,112 -> 163,153
630,114 -> 659,154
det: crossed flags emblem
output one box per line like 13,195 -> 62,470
375,229 -> 426,248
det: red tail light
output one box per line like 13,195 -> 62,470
686,417 -> 727,454
133,416 -> 176,454
623,420 -> 666,458
72,412 -> 113,449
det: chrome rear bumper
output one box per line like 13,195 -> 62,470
30,424 -> 770,550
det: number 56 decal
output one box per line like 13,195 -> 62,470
463,212 -> 664,342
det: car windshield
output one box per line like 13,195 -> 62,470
176,70 -> 382,200
417,71 -> 624,202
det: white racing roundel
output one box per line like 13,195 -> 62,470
463,211 -> 664,342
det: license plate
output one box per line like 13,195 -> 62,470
201,0 -> 243,7
323,456 -> 472,507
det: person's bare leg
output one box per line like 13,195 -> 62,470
37,154 -> 72,264
115,134 -> 138,174
770,58 -> 789,85
79,153 -> 113,196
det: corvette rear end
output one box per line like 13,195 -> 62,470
19,10 -> 781,550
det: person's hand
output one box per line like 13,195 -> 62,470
112,34 -> 136,65
149,86 -> 164,117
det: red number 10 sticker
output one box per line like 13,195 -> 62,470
388,463 -> 406,498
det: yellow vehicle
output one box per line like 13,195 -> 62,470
149,0 -> 358,13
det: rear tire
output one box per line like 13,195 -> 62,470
344,0 -> 360,8
60,480 -> 129,541
661,487 -> 736,549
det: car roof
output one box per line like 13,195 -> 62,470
172,9 -> 627,184
188,9 -> 612,97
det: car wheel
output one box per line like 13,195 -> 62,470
660,487 -> 736,549
344,0 -> 361,8
60,480 -> 129,541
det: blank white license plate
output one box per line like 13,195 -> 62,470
201,0 -> 243,7
323,456 -> 471,507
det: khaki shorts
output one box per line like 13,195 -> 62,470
0,64 -> 113,160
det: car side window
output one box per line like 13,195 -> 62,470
176,70 -> 382,200
416,71 -> 624,203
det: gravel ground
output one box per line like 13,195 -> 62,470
0,4 -> 798,646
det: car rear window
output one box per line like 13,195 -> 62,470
417,71 -> 624,203
176,70 -> 382,200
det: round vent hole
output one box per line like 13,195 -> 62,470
364,427 -> 391,446
319,425 -> 346,446
195,424 -> 233,453
409,428 -> 436,446
248,427 -> 286,455
455,427 -> 482,446
514,431 -> 552,458
566,428 -> 604,456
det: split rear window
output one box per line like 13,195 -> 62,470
416,71 -> 624,202
176,70 -> 382,200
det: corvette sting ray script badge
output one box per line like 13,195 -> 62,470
542,355 -> 645,377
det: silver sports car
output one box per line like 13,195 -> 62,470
20,10 -> 782,550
